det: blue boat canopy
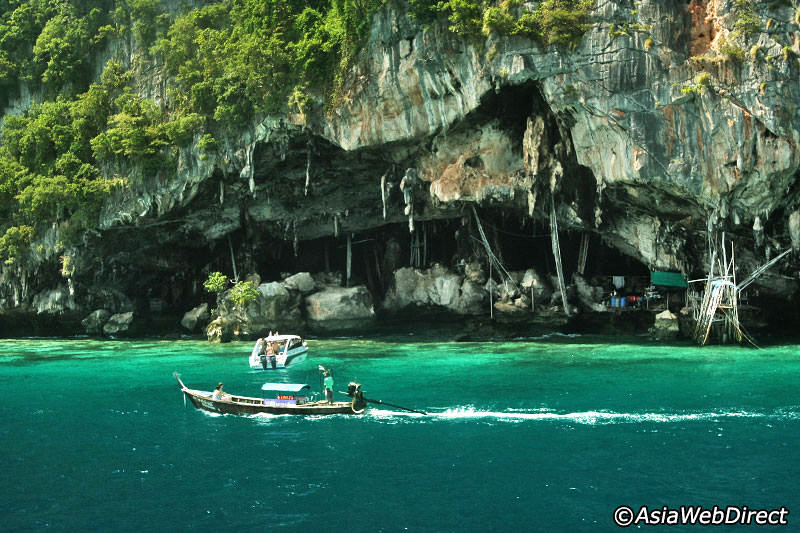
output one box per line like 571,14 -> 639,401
261,383 -> 311,392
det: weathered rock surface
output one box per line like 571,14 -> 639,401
206,281 -> 303,341
305,286 -> 376,331
32,289 -> 78,315
2,1 -> 800,339
180,303 -> 209,332
652,309 -> 680,340
573,274 -> 607,313
103,312 -> 135,336
82,309 -> 112,336
282,272 -> 316,294
383,265 -> 486,315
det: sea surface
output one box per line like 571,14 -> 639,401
1,333 -> 799,532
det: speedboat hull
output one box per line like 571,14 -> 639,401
249,335 -> 309,370
249,346 -> 308,370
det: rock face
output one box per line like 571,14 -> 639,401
2,0 -> 800,337
32,289 -> 77,314
305,286 -> 376,331
282,273 -> 316,294
180,303 -> 209,333
103,312 -> 134,336
652,309 -> 680,340
82,309 -> 112,336
383,265 -> 484,315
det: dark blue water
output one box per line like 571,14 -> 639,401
2,335 -> 799,531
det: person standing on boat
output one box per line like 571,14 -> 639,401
212,382 -> 225,400
323,371 -> 334,404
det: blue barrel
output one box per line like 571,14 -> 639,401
620,296 -> 627,307
611,297 -> 618,307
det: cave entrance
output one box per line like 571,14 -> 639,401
237,209 -> 651,306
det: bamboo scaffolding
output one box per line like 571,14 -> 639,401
693,236 -> 744,345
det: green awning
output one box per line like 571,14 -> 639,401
650,271 -> 687,288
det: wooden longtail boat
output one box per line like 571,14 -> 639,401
174,373 -> 367,416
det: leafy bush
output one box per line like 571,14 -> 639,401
527,0 -> 594,48
482,6 -> 515,36
230,280 -> 258,308
0,224 -> 33,264
154,0 -> 386,122
733,0 -> 761,36
719,39 -> 745,63
203,271 -> 228,294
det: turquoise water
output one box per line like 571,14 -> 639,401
2,335 -> 799,532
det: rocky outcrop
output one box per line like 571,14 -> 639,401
205,279 -> 301,341
282,272 -> 316,294
32,288 -> 78,314
573,274 -> 607,313
305,286 -> 376,331
3,1 -> 800,338
383,264 -> 484,315
651,309 -> 680,340
102,312 -> 135,336
82,309 -> 112,336
180,303 -> 209,333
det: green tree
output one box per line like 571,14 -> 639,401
203,271 -> 228,294
32,12 -> 90,87
0,224 -> 33,264
230,280 -> 258,309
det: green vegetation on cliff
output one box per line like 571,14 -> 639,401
0,0 -> 593,265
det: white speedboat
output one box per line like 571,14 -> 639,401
249,334 -> 309,370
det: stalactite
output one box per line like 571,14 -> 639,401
227,235 -> 238,282
753,215 -> 764,248
304,140 -> 311,197
242,142 -> 255,195
400,168 -> 417,234
381,171 -> 388,219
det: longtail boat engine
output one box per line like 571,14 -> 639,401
347,382 -> 367,413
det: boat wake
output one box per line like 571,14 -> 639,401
366,406 -> 800,424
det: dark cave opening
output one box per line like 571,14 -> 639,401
217,211 -> 654,304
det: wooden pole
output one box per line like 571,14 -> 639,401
423,223 -> 427,267
346,234 -> 352,287
577,232 -> 589,275
489,257 -> 493,319
549,197 -> 570,316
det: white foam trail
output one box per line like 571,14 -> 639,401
366,407 -> 800,424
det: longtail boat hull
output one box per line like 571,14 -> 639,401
175,374 -> 366,416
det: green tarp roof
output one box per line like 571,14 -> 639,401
650,271 -> 688,288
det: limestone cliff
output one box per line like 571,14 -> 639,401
2,0 -> 800,337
